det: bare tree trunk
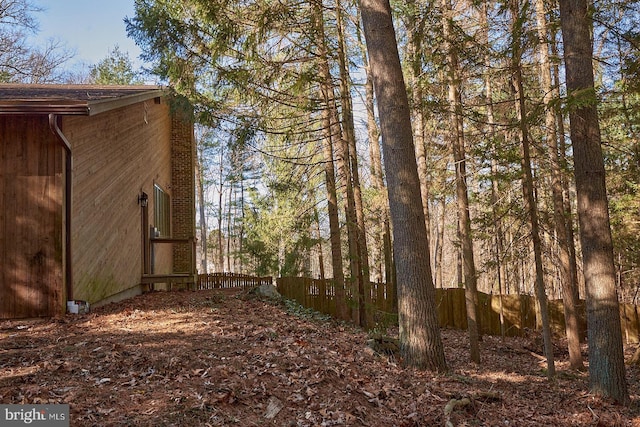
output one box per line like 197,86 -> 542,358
365,71 -> 384,283
238,178 -> 244,274
359,13 -> 395,303
217,147 -> 225,272
510,0 -> 555,378
334,0 -> 373,329
534,0 -> 583,369
489,152 -> 506,340
360,0 -> 447,371
312,0 -> 348,321
320,5 -> 362,326
456,219 -> 462,288
405,0 -> 432,249
442,0 -> 480,363
320,128 -> 348,321
349,131 -> 373,326
558,0 -> 629,404
435,197 -> 446,289
226,183 -> 233,273
195,142 -> 208,274
551,32 -> 583,332
481,0 -> 506,339
314,205 -> 326,281
334,117 -> 363,325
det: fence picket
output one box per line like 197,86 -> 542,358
276,276 -> 640,342
197,273 -> 272,290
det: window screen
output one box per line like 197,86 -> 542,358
154,184 -> 171,237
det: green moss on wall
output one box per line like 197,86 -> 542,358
75,273 -> 127,304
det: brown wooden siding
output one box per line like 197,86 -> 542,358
0,115 -> 64,319
64,99 -> 173,304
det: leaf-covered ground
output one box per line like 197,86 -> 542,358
1,288 -> 639,426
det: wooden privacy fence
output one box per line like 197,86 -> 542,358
198,273 -> 272,290
276,277 -> 640,343
277,277 -> 396,323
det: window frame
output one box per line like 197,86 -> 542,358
153,183 -> 171,237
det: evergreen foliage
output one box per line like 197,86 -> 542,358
122,0 -> 640,389
89,45 -> 143,85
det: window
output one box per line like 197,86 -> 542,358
154,184 -> 171,237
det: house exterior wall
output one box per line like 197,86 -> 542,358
0,115 -> 65,319
63,98 -> 173,305
0,92 -> 196,318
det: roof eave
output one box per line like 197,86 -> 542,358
86,89 -> 165,116
0,88 -> 166,116
0,104 -> 90,115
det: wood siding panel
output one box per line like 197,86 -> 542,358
0,116 -> 64,319
64,99 -> 173,304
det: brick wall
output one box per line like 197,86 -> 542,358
170,101 -> 196,272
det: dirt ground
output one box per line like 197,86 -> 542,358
1,288 -> 639,426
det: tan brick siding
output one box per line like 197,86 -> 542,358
170,105 -> 196,272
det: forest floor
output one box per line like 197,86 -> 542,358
1,288 -> 640,426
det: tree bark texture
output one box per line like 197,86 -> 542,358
314,205 -> 326,281
365,64 -> 386,284
551,34 -> 582,319
482,0 -> 507,339
195,145 -> 208,274
334,118 -> 364,326
405,0 -> 432,250
442,0 -> 480,364
558,0 -> 629,403
320,107 -> 349,321
511,0 -> 555,378
313,0 -> 349,321
217,147 -> 225,272
534,0 -> 583,369
359,0 -> 447,371
335,0 -> 374,329
362,41 -> 395,294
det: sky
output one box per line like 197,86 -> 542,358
33,0 -> 145,71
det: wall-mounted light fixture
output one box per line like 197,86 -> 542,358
138,192 -> 149,207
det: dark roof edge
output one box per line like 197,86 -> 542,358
0,86 -> 167,116
87,88 -> 165,116
0,103 -> 90,115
